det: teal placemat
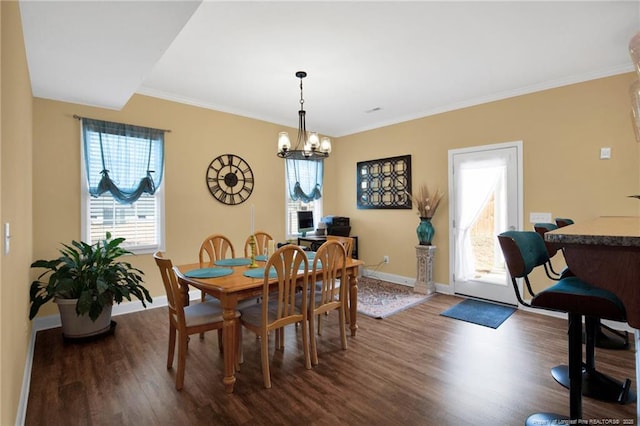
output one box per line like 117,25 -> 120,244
214,258 -> 251,266
184,267 -> 233,278
256,252 -> 314,262
303,260 -> 322,270
243,267 -> 277,279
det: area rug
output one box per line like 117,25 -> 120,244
440,299 -> 516,329
357,277 -> 431,319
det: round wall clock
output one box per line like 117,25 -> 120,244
206,154 -> 254,205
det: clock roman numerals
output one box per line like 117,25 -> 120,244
206,154 -> 254,205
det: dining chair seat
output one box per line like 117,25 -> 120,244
181,301 -> 228,327
240,301 -> 302,327
203,294 -> 260,311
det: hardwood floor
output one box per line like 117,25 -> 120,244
26,294 -> 637,425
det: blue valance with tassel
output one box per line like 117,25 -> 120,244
82,118 -> 165,204
286,158 -> 323,202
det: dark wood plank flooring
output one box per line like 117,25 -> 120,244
26,294 -> 637,425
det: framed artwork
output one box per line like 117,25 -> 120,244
357,155 -> 412,209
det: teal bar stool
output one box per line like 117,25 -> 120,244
498,231 -> 631,425
533,223 -> 633,403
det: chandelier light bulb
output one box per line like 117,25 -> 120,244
278,132 -> 291,152
320,137 -> 332,153
307,132 -> 320,150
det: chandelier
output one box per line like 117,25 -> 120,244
277,71 -> 331,160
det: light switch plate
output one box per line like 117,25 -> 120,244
529,212 -> 552,223
600,147 -> 611,159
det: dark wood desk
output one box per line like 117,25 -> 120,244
174,257 -> 364,393
545,216 -> 640,420
297,235 -> 358,259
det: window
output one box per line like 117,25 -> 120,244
286,198 -> 322,238
80,118 -> 165,254
285,159 -> 323,238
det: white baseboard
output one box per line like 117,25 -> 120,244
361,268 -> 449,293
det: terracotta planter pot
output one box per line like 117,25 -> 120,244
55,298 -> 112,338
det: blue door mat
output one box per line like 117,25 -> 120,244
441,299 -> 516,329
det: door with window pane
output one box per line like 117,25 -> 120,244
448,141 -> 522,305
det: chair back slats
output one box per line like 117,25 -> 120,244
199,234 -> 235,267
264,245 -> 309,323
244,231 -> 273,257
313,240 -> 347,307
326,235 -> 354,259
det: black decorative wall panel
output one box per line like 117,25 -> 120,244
357,155 -> 412,209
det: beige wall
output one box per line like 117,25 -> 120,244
1,1 -> 34,424
330,73 -> 640,291
32,95 -> 298,316
32,73 -> 640,310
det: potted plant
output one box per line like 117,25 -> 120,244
29,232 -> 153,339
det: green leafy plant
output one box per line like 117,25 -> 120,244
29,232 -> 152,321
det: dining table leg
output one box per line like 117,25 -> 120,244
221,297 -> 237,393
348,272 -> 359,336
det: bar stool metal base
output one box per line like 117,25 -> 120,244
551,365 -> 635,404
526,413 -> 568,426
589,323 -> 629,350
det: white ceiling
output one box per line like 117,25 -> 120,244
19,1 -> 640,137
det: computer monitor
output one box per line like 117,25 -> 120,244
297,211 -> 314,237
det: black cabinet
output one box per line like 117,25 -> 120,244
297,235 -> 358,259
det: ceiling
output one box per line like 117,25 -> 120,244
19,1 -> 640,137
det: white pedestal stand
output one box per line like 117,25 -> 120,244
415,245 -> 436,295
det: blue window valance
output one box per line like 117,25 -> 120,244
286,158 -> 323,203
82,118 -> 165,204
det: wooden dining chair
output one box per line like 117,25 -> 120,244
243,231 -> 273,258
199,234 -> 236,267
239,244 -> 311,388
326,235 -> 354,259
305,239 -> 348,365
197,233 -> 236,308
323,235 -> 354,324
153,251 -> 241,390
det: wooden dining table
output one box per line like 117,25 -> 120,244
545,216 -> 640,420
173,254 -> 364,394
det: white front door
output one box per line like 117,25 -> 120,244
448,141 -> 523,305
